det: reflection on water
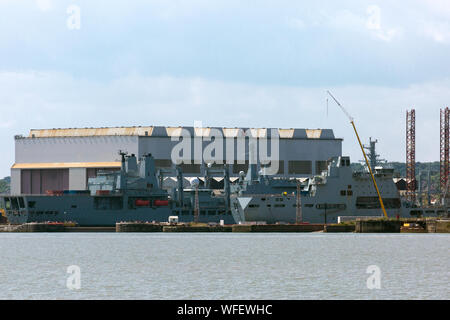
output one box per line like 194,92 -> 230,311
0,233 -> 448,300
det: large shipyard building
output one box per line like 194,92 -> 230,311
11,126 -> 342,195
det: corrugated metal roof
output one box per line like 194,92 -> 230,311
306,129 -> 322,139
278,129 -> 295,138
27,126 -> 335,139
29,127 -> 154,138
12,162 -> 121,169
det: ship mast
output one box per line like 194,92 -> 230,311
327,91 -> 388,218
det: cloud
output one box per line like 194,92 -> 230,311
423,0 -> 450,18
286,17 -> 306,30
422,21 -> 450,43
35,0 -> 52,12
288,5 -> 402,42
365,5 -> 401,42
0,71 -> 448,177
0,120 -> 16,129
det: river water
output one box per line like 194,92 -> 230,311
0,233 -> 448,300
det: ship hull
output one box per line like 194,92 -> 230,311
3,194 -> 235,226
230,195 -> 415,224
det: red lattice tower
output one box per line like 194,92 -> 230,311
440,107 -> 449,200
406,109 -> 416,203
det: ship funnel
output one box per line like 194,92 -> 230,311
126,154 -> 138,173
139,154 -> 158,189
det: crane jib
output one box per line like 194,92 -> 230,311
327,90 -> 388,218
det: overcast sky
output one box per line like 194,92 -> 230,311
1,0 -> 450,177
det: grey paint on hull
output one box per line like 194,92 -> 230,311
230,156 -> 431,224
5,194 -> 234,226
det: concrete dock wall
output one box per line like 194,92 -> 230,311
115,222 -> 163,232
355,220 -> 402,233
232,224 -> 324,233
427,220 -> 450,233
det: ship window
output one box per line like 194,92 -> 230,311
71,205 -> 77,208
356,197 -> 379,209
340,159 -> 351,167
348,185 -> 352,189
200,210 -> 206,215
182,210 -> 190,216
267,204 -> 271,207
28,201 -> 36,209
347,190 -> 353,196
316,204 -> 346,210
356,197 -> 401,209
5,198 -> 11,210
340,190 -> 347,196
249,204 -> 260,208
274,204 -> 285,208
261,198 -> 266,201
305,204 -> 314,208
208,210 -> 216,215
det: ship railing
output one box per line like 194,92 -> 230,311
231,193 -> 295,198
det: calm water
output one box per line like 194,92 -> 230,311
0,233 -> 448,300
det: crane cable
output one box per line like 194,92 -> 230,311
327,91 -> 388,218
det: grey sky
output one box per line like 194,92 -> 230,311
0,0 -> 449,177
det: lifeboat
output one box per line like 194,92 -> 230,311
154,200 -> 169,206
135,199 -> 150,207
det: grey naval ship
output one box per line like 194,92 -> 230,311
230,156 -> 432,225
0,153 -> 235,226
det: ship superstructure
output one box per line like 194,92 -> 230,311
0,153 -> 234,226
230,156 -> 432,224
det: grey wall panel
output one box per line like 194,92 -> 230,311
31,170 -> 41,194
11,169 -> 21,195
69,168 -> 86,190
21,169 -> 31,194
63,169 -> 69,190
15,136 -> 139,164
138,135 -> 342,177
41,169 -> 56,193
12,132 -> 343,190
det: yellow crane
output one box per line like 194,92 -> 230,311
327,91 -> 388,218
